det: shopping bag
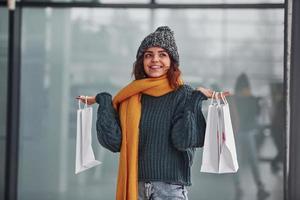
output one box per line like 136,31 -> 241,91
218,94 -> 239,173
76,97 -> 101,174
200,92 -> 239,173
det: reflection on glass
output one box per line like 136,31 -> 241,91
231,73 -> 270,200
19,7 -> 284,200
153,9 -> 284,200
0,7 -> 8,200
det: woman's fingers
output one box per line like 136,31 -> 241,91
215,91 -> 231,98
222,91 -> 231,96
75,95 -> 96,105
196,87 -> 213,97
76,95 -> 87,101
76,96 -> 89,104
196,87 -> 231,98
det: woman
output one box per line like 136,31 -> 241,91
77,26 -> 229,200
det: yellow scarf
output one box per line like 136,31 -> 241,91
112,75 -> 178,200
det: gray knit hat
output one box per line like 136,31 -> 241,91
136,26 -> 179,64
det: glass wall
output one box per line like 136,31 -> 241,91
0,7 -> 8,200
19,8 -> 284,200
152,9 -> 284,200
19,8 -> 150,200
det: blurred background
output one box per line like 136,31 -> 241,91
0,0 -> 287,200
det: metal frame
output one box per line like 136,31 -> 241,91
287,0 -> 300,199
283,0 -> 289,199
0,1 -> 284,8
0,1 -> 289,200
4,7 -> 22,200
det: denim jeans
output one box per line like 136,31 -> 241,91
138,181 -> 188,200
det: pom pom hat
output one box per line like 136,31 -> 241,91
136,26 -> 180,65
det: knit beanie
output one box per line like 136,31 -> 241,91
136,26 -> 179,64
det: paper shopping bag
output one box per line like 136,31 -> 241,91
200,92 -> 239,174
218,96 -> 239,173
76,99 -> 101,174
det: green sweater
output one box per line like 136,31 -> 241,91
95,84 -> 207,186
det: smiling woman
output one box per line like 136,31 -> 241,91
143,47 -> 171,78
77,26 -> 229,200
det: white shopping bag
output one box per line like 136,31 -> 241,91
218,95 -> 239,173
200,92 -> 239,173
76,97 -> 101,174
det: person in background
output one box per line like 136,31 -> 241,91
77,26 -> 229,200
231,73 -> 270,200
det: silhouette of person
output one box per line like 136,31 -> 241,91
230,73 -> 270,200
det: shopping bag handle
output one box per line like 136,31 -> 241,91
211,92 -> 228,106
210,91 -> 215,104
220,92 -> 228,105
211,92 -> 222,106
78,96 -> 88,109
210,91 -> 219,105
216,92 -> 221,106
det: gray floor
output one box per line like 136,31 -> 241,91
15,133 -> 283,200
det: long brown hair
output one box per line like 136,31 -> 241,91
132,55 -> 182,89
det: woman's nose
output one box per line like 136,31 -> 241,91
151,54 -> 159,62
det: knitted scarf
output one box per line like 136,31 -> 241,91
112,75 -> 179,200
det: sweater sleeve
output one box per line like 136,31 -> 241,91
171,85 -> 207,151
95,92 -> 122,153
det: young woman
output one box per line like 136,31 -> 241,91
77,26 -> 229,200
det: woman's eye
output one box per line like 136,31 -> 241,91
144,53 -> 167,58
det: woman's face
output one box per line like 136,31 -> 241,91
143,47 -> 171,78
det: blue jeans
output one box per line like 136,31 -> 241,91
138,181 -> 188,200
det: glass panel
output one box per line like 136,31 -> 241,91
19,8 -> 150,200
101,0 -> 149,3
0,7 -> 8,200
153,9 -> 284,200
157,0 -> 284,3
23,0 -> 149,3
19,7 -> 284,200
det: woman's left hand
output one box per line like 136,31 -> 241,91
196,86 -> 231,98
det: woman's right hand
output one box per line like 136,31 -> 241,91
76,95 -> 96,105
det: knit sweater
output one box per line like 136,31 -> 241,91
95,84 -> 207,186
